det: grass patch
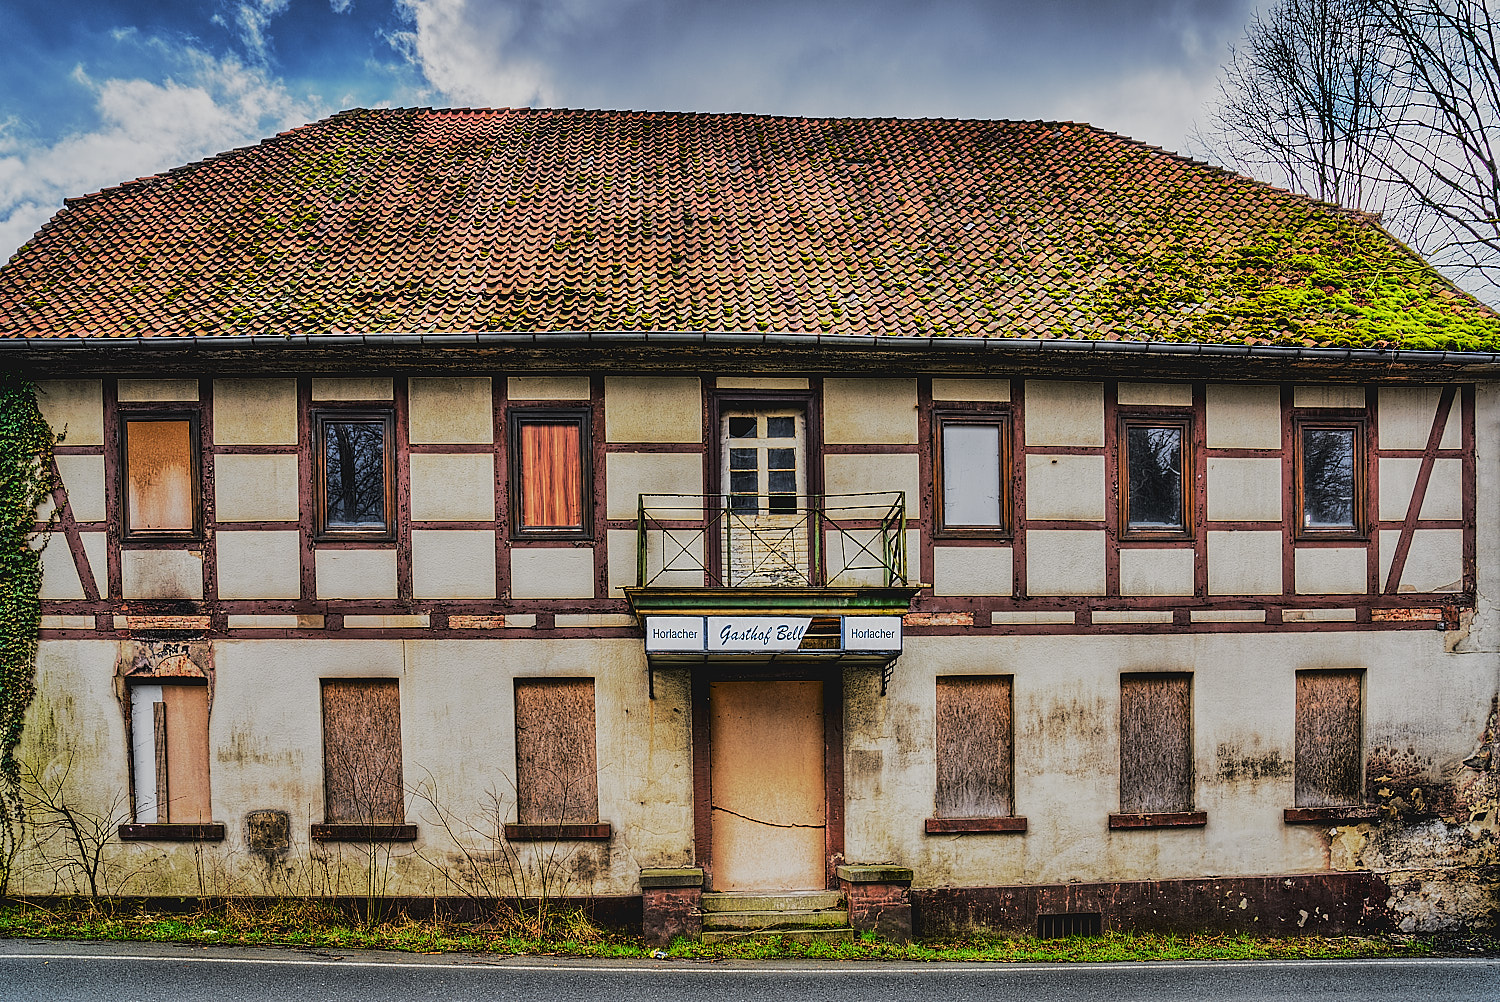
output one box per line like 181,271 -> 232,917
0,900 -> 1492,962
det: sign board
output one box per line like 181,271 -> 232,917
707,616 -> 812,651
843,616 -> 903,651
644,617 -> 706,652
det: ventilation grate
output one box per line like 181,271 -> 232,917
1036,912 -> 1102,939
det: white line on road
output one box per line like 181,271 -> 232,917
0,952 -> 1495,975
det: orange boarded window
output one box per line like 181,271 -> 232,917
511,410 -> 591,536
124,418 -> 196,536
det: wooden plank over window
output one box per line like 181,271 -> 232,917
509,409 -> 591,538
321,679 -> 405,825
1295,670 -> 1363,808
515,678 -> 599,824
129,681 -> 212,825
1119,673 -> 1194,814
935,676 -> 1014,818
123,417 -> 197,536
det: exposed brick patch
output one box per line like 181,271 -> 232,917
903,612 -> 974,627
449,615 -> 508,629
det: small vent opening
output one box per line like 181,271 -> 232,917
1036,912 -> 1102,939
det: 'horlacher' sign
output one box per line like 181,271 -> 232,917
643,615 -> 902,653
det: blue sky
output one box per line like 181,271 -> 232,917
1,1 -> 1259,261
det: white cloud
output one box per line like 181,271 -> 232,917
331,0 -> 354,12
0,46 -> 316,262
215,0 -> 292,62
391,0 -> 556,106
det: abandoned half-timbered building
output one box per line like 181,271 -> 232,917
1,108 -> 1497,939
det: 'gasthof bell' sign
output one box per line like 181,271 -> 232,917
707,616 -> 812,651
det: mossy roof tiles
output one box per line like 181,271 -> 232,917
0,106 -> 1497,349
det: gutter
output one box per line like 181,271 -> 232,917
2,330 -> 1499,370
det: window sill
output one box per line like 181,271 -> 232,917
310,823 -> 417,842
925,816 -> 1027,834
1284,806 -> 1380,824
118,823 -> 225,841
1108,812 -> 1207,829
504,823 -> 612,841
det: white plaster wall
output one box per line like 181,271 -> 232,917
1294,547 -> 1368,595
119,378 -> 198,402
316,549 -> 397,599
510,547 -> 595,599
823,454 -> 919,516
508,375 -> 591,400
1294,385 -> 1365,409
1380,386 -> 1463,451
1207,531 -> 1282,595
1379,458 -> 1463,522
35,380 -> 103,444
411,530 -> 496,599
606,453 -> 703,520
311,377 -> 392,401
608,528 -> 707,595
122,549 -> 203,599
215,455 -> 300,522
1025,455 -> 1105,521
1026,530 -> 1106,595
1206,458 -> 1282,522
213,379 -> 298,445
54,455 -> 106,523
823,378 -> 918,444
1024,381 -> 1103,447
1119,547 -> 1195,596
1206,385 -> 1280,449
39,537 -> 85,599
408,377 -> 492,444
931,378 -> 1008,402
603,377 -> 701,443
1379,529 -> 1465,594
717,376 -> 809,390
933,546 -> 1012,596
1117,383 -> 1191,406
843,627 -> 1495,888
217,531 -> 301,599
408,454 -> 495,521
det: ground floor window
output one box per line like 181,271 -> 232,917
1119,673 -> 1194,815
129,680 -> 211,824
514,678 -> 599,824
320,679 -> 405,825
934,675 -> 1015,818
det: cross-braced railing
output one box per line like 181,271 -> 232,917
636,492 -> 908,588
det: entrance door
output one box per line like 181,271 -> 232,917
721,409 -> 808,586
708,680 -> 826,892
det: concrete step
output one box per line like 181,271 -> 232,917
702,907 -> 850,931
702,890 -> 844,912
701,926 -> 854,945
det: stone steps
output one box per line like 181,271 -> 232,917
699,889 -> 852,943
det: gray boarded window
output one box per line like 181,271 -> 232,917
1119,673 -> 1193,814
935,676 -> 1014,818
1295,670 -> 1363,807
515,678 -> 599,824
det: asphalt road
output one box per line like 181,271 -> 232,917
1,940 -> 1497,1001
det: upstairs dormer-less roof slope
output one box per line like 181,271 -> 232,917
0,107 -> 1495,350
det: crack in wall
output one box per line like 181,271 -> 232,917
712,805 -> 825,830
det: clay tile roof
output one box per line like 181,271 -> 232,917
0,106 -> 1496,349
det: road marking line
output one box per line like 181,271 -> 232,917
0,953 -> 1494,975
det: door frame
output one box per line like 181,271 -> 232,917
706,388 -> 823,584
691,665 -> 845,890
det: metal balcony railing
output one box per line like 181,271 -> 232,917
635,492 -> 909,589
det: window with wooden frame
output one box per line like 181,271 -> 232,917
318,679 -> 409,836
508,409 -> 592,539
926,676 -> 1026,833
1294,670 -> 1364,808
314,410 -> 395,540
1118,415 -> 1193,539
1112,673 -> 1205,827
127,679 -> 212,826
934,411 -> 1012,537
507,678 -> 609,840
121,414 -> 201,540
1294,418 -> 1367,538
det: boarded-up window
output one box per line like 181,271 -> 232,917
1296,670 -> 1363,807
515,678 -> 599,824
123,417 -> 197,537
935,676 -> 1014,818
510,410 -> 590,537
321,679 -> 405,824
1119,673 -> 1194,814
129,682 -> 211,824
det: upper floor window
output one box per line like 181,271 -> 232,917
934,412 -> 1011,536
509,408 -> 592,538
314,410 -> 394,540
1119,415 -> 1192,539
723,410 -> 804,515
121,414 -> 200,540
1295,419 -> 1366,537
